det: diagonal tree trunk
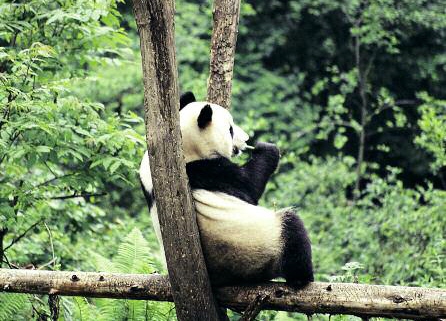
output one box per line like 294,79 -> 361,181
131,1 -> 223,320
207,0 -> 241,109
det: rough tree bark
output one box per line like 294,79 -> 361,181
207,0 -> 241,109
1,269 -> 446,319
131,1 -> 223,320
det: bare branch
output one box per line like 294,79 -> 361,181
43,222 -> 56,270
49,192 -> 106,200
353,33 -> 368,200
0,229 -> 8,268
33,172 -> 78,190
1,269 -> 446,319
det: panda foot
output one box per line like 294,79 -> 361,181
286,277 -> 313,289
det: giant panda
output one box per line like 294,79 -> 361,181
139,92 -> 313,286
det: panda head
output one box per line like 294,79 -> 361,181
179,92 -> 249,163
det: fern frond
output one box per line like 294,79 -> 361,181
114,227 -> 156,274
90,252 -> 118,273
126,300 -> 149,321
69,296 -> 99,321
69,228 -> 168,320
95,298 -> 127,321
0,293 -> 30,321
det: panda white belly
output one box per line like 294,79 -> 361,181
148,188 -> 284,284
192,189 -> 284,283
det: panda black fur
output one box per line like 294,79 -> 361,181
140,92 -> 313,286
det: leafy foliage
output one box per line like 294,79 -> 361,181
0,0 -> 145,269
270,163 -> 446,285
415,93 -> 446,172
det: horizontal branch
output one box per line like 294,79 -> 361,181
49,192 -> 107,200
1,269 -> 445,319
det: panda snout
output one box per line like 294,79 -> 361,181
232,146 -> 240,156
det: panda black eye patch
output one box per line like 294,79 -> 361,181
229,125 -> 234,138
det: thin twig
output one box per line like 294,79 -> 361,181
0,131 -> 21,166
0,228 -> 7,268
2,253 -> 13,269
43,222 -> 56,270
353,31 -> 368,201
43,162 -> 57,179
33,172 -> 77,189
21,62 -> 31,87
239,293 -> 270,321
49,192 -> 106,200
366,126 -> 415,138
4,219 -> 43,252
38,258 -> 57,271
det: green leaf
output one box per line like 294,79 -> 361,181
334,133 -> 348,149
36,146 -> 52,153
109,160 -> 120,174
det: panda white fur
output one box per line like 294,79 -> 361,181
139,92 -> 313,286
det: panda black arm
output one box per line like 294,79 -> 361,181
186,143 -> 279,205
240,142 -> 280,202
140,179 -> 155,210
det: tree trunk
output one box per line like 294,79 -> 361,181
207,0 -> 241,109
353,33 -> 368,199
1,269 -> 446,319
0,228 -> 7,268
131,1 -> 223,320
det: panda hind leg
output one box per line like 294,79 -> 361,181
280,209 -> 314,288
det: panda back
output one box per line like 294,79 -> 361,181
192,189 -> 284,283
193,189 -> 282,247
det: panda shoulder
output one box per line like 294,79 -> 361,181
139,151 -> 152,192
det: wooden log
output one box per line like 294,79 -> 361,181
131,1 -> 223,320
207,0 -> 241,109
1,269 -> 446,319
0,270 -> 171,300
218,282 -> 446,319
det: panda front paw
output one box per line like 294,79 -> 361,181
254,142 -> 280,160
286,274 -> 314,289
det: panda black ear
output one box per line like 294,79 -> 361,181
197,104 -> 213,129
180,91 -> 196,110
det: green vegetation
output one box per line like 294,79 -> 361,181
0,0 -> 445,320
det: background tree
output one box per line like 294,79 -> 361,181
132,0 -> 224,319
